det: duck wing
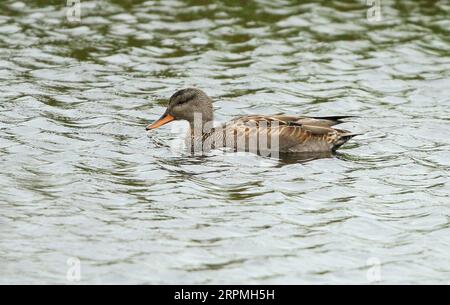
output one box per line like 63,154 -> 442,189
223,115 -> 357,152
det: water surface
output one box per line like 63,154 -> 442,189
1,0 -> 449,284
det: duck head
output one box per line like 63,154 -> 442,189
146,88 -> 214,131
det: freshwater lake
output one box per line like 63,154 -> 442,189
0,0 -> 449,284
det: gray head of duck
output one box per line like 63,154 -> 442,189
146,88 -> 214,131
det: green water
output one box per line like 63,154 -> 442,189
0,0 -> 449,284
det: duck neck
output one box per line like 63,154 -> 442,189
189,112 -> 214,138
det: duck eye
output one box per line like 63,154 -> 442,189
176,96 -> 191,105
174,93 -> 196,106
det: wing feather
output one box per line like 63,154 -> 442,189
212,115 -> 356,152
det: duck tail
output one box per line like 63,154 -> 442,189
313,115 -> 357,121
310,115 -> 358,126
332,132 -> 361,151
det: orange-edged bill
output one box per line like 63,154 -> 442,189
146,113 -> 175,130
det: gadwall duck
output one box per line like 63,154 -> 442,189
146,88 -> 358,154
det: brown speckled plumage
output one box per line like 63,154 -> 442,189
147,88 -> 358,153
